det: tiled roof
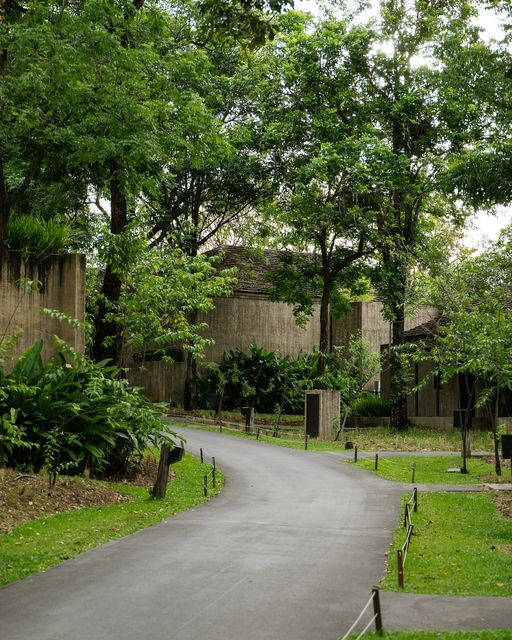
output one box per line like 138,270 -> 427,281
204,246 -> 303,295
402,316 -> 450,341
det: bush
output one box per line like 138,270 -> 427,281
5,215 -> 72,261
0,338 -> 179,479
351,392 -> 390,417
197,337 -> 381,415
197,344 -> 315,414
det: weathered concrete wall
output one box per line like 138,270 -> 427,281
199,293 -> 321,362
0,252 -> 85,363
332,301 -> 438,392
305,389 -> 340,440
381,353 -> 495,430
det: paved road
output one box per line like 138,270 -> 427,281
0,428 -> 510,639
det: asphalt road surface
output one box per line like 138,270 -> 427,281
1,427 -> 510,639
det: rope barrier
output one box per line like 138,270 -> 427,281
354,614 -> 378,640
339,593 -> 375,640
339,588 -> 383,639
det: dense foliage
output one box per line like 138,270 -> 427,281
197,337 -> 379,414
0,339 -> 179,480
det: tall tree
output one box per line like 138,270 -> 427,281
247,13 -> 377,379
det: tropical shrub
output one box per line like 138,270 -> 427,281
0,339 -> 179,479
351,392 -> 390,417
197,336 -> 380,414
5,215 -> 73,261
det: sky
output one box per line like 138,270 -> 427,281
290,0 -> 512,251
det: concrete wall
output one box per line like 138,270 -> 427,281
199,293 -> 321,362
381,354 -> 495,430
0,251 -> 85,364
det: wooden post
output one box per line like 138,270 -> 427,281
411,462 -> 416,483
212,457 -> 216,488
375,454 -> 379,470
413,487 -> 418,513
372,587 -> 383,635
152,444 -> 170,499
354,446 -> 358,463
200,448 -> 204,464
397,549 -> 404,588
203,475 -> 208,497
403,503 -> 409,528
256,428 -> 260,441
304,433 -> 308,450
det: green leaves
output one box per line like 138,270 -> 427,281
0,338 -> 181,476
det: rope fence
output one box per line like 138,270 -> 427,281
199,447 -> 217,497
339,588 -> 383,640
397,488 -> 418,588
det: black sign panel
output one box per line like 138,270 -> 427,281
502,434 -> 512,460
306,393 -> 320,438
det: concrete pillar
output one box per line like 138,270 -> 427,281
304,389 -> 340,440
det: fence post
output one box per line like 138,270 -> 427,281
200,448 -> 204,464
411,462 -> 416,483
403,503 -> 409,529
203,475 -> 208,497
256,428 -> 260,441
397,549 -> 404,588
304,433 -> 308,450
413,487 -> 418,512
354,445 -> 358,463
372,588 -> 383,635
375,453 -> 379,470
212,456 -> 216,488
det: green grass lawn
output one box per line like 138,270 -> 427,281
347,633 -> 512,640
350,455 -> 502,484
0,454 -> 223,586
381,491 -> 512,596
171,420 -> 497,454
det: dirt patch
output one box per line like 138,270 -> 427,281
0,468 -> 128,535
494,490 -> 512,520
0,456 -> 169,535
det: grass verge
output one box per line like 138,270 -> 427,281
381,491 -> 512,596
347,633 -> 512,640
350,456 -> 501,485
171,420 -> 496,453
0,454 -> 223,586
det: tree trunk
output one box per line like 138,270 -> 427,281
315,279 -> 332,383
92,166 -> 127,365
0,157 -> 9,251
493,382 -> 502,476
389,303 -> 408,431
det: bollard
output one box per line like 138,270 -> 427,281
372,587 -> 383,635
203,475 -> 208,497
375,453 -> 379,470
411,462 -> 416,483
397,549 -> 404,588
200,448 -> 204,464
354,445 -> 358,463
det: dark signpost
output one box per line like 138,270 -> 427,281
501,434 -> 512,481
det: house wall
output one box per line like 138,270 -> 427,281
0,251 -> 85,364
199,293 -> 321,362
381,353 -> 493,430
128,293 -> 321,404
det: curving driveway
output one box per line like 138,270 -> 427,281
0,427 -> 510,639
